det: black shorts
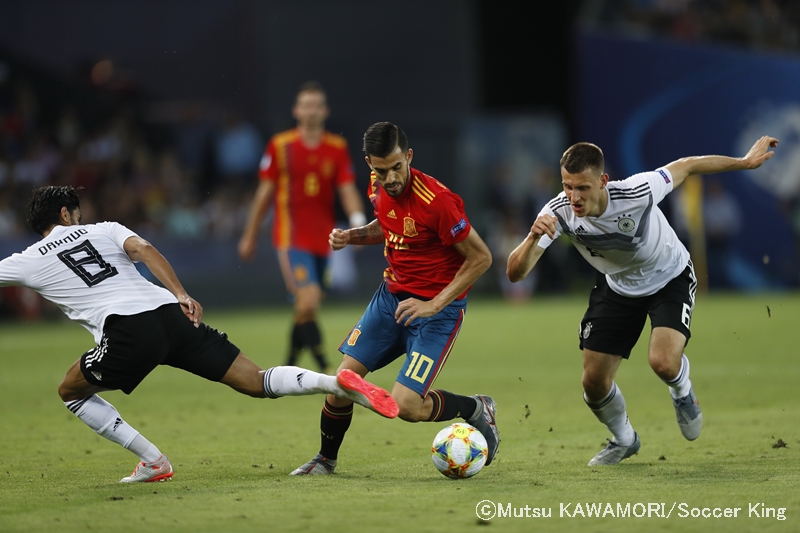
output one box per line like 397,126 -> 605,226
578,261 -> 697,358
80,303 -> 241,394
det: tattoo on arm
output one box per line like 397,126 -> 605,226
349,220 -> 383,245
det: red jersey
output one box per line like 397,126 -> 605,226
368,167 -> 472,300
259,129 -> 356,256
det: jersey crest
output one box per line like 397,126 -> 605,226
616,215 -> 635,233
321,159 -> 334,178
403,217 -> 418,237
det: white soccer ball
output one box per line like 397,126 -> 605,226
431,422 -> 488,479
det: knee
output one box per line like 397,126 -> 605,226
57,382 -> 71,402
294,300 -> 318,323
58,382 -> 84,402
581,372 -> 612,402
648,351 -> 679,380
294,290 -> 320,317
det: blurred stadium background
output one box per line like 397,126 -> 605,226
0,0 -> 798,320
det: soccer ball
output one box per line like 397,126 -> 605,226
431,422 -> 488,479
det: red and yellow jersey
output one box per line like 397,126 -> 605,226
259,129 -> 355,256
368,167 -> 472,300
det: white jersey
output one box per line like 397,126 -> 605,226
0,222 -> 177,343
538,168 -> 689,297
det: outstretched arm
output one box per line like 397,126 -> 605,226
124,236 -> 202,326
664,136 -> 778,188
506,214 -> 557,282
238,180 -> 276,261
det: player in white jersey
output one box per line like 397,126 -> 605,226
506,136 -> 778,466
0,186 -> 399,483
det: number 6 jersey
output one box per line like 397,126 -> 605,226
0,222 -> 177,343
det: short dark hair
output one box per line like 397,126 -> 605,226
560,142 -> 604,174
27,186 -> 81,236
296,80 -> 326,100
362,122 -> 408,158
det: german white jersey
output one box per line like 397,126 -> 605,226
537,168 -> 689,297
0,222 -> 177,343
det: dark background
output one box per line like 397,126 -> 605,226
0,0 -> 581,183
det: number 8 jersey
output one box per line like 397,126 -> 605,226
0,222 -> 177,343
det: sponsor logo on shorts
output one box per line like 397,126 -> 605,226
582,322 -> 592,339
347,328 -> 361,346
91,371 -> 103,381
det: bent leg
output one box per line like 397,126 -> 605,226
648,326 -> 686,382
650,327 -> 702,439
60,359 -> 164,469
392,381 -> 432,422
58,358 -> 111,401
582,349 -> 635,446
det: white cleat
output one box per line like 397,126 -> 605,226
120,454 -> 174,483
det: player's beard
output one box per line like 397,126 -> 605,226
384,169 -> 410,197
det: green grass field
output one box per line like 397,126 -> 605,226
1,294 -> 798,533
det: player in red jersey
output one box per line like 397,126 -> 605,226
239,82 -> 366,373
290,122 -> 500,475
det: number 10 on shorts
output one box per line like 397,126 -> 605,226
405,351 -> 434,383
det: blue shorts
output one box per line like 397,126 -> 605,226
280,249 -> 330,290
339,282 -> 467,397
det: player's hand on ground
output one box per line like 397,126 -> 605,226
741,136 -> 779,169
329,228 -> 349,250
395,298 -> 438,326
178,294 -> 203,327
238,235 -> 257,262
530,214 -> 558,240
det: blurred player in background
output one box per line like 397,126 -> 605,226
507,136 -> 778,466
238,81 -> 366,373
0,186 -> 397,483
290,122 -> 500,475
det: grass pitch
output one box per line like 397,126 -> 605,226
1,293 -> 798,533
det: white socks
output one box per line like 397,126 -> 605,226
663,354 -> 693,399
65,394 -> 162,463
262,366 -> 338,398
585,382 -> 635,446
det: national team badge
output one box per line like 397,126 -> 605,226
617,217 -> 635,233
582,322 -> 592,339
403,217 -> 418,237
347,328 -> 362,346
321,159 -> 334,178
